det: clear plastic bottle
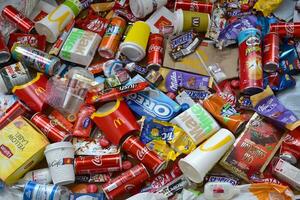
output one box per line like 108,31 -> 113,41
18,168 -> 52,184
22,181 -> 71,200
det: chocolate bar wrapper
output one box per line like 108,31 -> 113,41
75,174 -> 111,183
220,113 -> 285,182
73,137 -> 119,156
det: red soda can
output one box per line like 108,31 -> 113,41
102,163 -> 150,200
122,135 -> 166,174
0,32 -> 11,64
174,0 -> 213,14
31,112 -> 71,142
270,22 -> 300,38
263,32 -> 279,73
147,33 -> 164,70
75,154 -> 123,174
237,28 -> 263,95
2,5 -> 35,33
0,101 -> 29,130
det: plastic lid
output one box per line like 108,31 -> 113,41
0,75 -> 8,94
45,141 -> 74,153
174,9 -> 184,34
119,42 -> 146,62
129,0 -> 146,18
280,152 -> 297,165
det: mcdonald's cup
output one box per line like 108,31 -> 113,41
91,99 -> 140,145
13,73 -> 48,112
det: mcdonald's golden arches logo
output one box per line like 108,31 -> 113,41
34,87 -> 46,96
114,118 -> 124,128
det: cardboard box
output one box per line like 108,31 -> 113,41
163,40 -> 239,79
220,113 -> 285,182
0,116 -> 49,184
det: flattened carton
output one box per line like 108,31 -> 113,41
0,116 -> 49,184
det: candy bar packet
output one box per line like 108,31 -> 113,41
263,72 -> 296,92
251,86 -> 300,130
141,164 -> 183,193
73,137 -> 119,156
140,117 -> 196,156
169,31 -> 202,61
204,173 -> 240,186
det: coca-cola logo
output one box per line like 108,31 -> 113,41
0,144 -> 13,158
137,147 -> 149,160
285,23 -> 294,37
91,156 -> 103,166
124,184 -> 135,192
148,45 -> 163,53
87,19 -> 106,32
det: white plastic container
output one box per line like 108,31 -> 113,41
178,129 -> 235,183
44,142 -> 75,185
204,182 -> 240,200
129,0 -> 168,18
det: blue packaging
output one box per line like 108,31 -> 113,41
125,75 -> 181,121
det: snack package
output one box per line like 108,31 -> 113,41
199,182 -> 294,200
253,0 -> 283,16
140,117 -> 196,155
220,113 -> 285,182
251,86 -> 300,130
202,94 -> 246,134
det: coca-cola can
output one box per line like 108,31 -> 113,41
31,112 -> 71,142
74,154 -> 123,175
174,0 -> 213,14
102,163 -> 150,200
147,33 -> 164,70
0,32 -> 11,64
0,101 -> 28,130
2,5 -> 35,33
263,32 -> 279,72
270,22 -> 300,38
122,135 -> 166,174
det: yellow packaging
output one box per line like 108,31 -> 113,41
0,116 -> 49,185
253,0 -> 283,16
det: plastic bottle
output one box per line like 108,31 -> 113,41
18,168 -> 52,184
22,181 -> 71,200
204,182 -> 240,200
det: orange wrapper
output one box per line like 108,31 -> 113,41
202,93 -> 245,134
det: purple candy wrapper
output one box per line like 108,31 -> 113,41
217,15 -> 257,49
165,70 -> 212,93
251,86 -> 300,131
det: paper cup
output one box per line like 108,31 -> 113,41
35,2 -> 79,43
120,21 -> 151,62
129,0 -> 168,18
179,129 -> 235,183
44,142 -> 75,185
174,9 -> 210,34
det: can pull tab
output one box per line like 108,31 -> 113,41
204,182 -> 240,200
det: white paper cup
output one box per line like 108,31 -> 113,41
129,0 -> 168,18
44,142 -> 75,185
179,129 -> 235,183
